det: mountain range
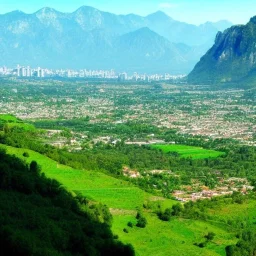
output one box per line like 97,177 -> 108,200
188,16 -> 256,85
0,6 -> 232,74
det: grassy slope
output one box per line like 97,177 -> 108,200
2,144 -> 237,256
208,200 -> 256,224
4,145 -> 152,210
151,144 -> 225,159
0,114 -> 35,131
0,114 -> 18,122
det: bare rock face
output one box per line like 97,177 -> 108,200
188,16 -> 256,86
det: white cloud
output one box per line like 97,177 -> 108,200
159,2 -> 177,9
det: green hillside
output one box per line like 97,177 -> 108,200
0,114 -> 35,131
1,144 -> 240,256
0,147 -> 134,256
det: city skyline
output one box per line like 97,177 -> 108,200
0,64 -> 183,81
1,0 -> 256,25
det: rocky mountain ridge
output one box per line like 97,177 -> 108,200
188,16 -> 256,85
0,6 -> 232,73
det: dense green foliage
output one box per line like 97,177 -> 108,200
0,147 -> 134,256
226,230 -> 256,256
1,127 -> 256,199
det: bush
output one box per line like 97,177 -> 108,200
127,221 -> 133,228
158,208 -> 172,221
198,242 -> 207,248
136,216 -> 147,228
23,152 -> 29,157
205,232 -> 216,241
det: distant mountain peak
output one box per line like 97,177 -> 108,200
147,11 -> 168,17
74,5 -> 99,14
8,10 -> 25,14
35,7 -> 61,27
146,11 -> 172,21
4,10 -> 26,17
126,27 -> 161,39
136,27 -> 153,32
36,7 -> 58,14
73,5 -> 103,30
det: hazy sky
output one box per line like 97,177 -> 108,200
1,0 -> 255,25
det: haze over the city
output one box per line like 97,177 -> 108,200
1,0 -> 256,25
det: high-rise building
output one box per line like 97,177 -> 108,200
26,66 -> 31,77
21,67 -> 26,77
17,65 -> 20,77
118,72 -> 128,81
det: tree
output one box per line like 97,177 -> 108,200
23,152 -> 29,158
29,161 -> 40,173
3,124 -> 10,134
205,232 -> 215,241
136,216 -> 147,228
136,211 -> 147,228
127,221 -> 133,228
172,203 -> 183,216
158,208 -> 173,221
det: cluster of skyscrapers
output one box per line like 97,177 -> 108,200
17,65 -> 45,78
0,65 -> 185,81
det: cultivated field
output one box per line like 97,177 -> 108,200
151,144 -> 225,159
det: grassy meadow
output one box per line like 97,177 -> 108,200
0,114 -> 35,131
3,145 -> 154,210
0,114 -> 19,122
151,144 -> 225,159
2,144 -> 238,256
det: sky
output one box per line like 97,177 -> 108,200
0,0 -> 255,25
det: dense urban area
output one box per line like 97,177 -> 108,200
0,78 -> 254,145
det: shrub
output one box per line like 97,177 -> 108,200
127,221 -> 133,228
205,232 -> 216,241
136,216 -> 147,228
23,152 -> 29,157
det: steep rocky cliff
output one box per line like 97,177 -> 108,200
188,17 -> 256,86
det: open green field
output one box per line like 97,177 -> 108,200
151,144 -> 225,159
112,214 -> 236,256
0,114 -> 35,131
208,199 -> 256,225
0,114 -> 19,122
2,144 -> 236,256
